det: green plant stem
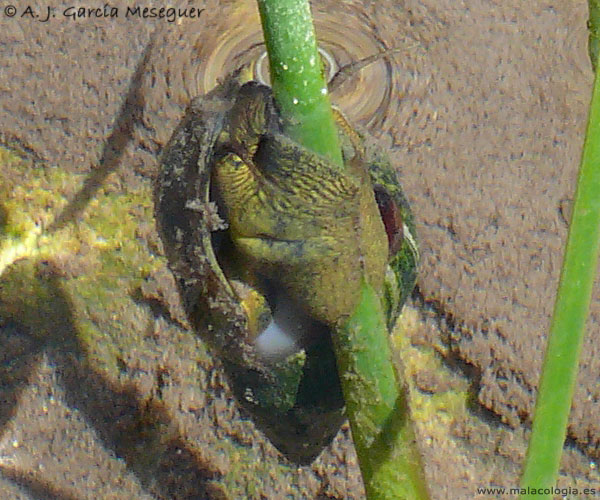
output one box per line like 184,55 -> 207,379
519,34 -> 600,500
256,1 -> 429,498
256,0 -> 343,166
589,0 -> 600,71
335,282 -> 430,500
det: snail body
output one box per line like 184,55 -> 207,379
155,74 -> 418,463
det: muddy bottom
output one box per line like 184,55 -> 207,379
1,0 -> 599,499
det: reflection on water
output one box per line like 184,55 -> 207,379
161,0 -> 423,132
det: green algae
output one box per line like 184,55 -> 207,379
0,144 -> 332,497
0,144 -> 501,497
0,146 -> 162,376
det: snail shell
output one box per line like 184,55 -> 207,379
155,74 -> 418,463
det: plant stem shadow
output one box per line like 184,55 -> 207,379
0,24 -> 224,496
0,258 -> 221,499
47,27 -> 158,233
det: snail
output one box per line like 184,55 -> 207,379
155,69 -> 418,463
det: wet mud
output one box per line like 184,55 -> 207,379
1,0 -> 599,498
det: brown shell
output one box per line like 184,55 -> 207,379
154,75 -> 418,464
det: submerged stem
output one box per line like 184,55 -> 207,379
256,1 -> 430,498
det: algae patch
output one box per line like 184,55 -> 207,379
0,146 -> 333,498
390,305 -> 470,450
0,146 -> 161,375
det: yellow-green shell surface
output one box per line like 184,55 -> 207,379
212,82 -> 388,329
155,77 -> 418,463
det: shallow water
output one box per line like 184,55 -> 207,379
1,0 -> 599,498
151,0 -> 429,132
